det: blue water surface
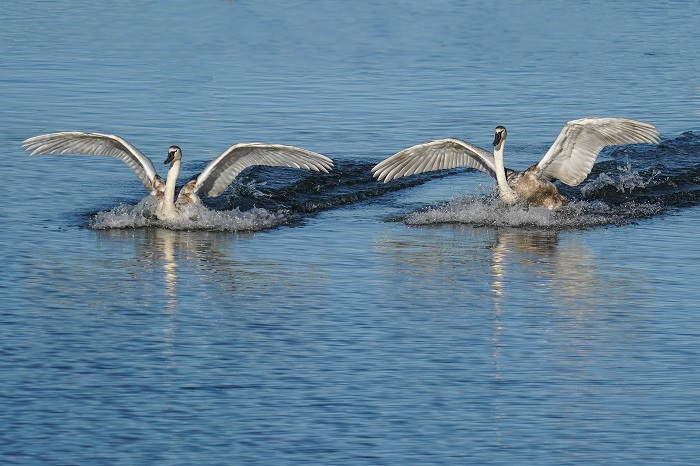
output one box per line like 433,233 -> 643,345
2,1 -> 700,464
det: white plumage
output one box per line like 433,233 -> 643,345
23,132 -> 334,220
372,118 -> 659,208
536,118 -> 658,186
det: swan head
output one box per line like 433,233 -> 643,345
493,126 -> 507,149
164,146 -> 182,165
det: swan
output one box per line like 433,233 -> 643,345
22,132 -> 334,220
372,117 -> 659,208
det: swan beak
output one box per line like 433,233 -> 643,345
493,126 -> 507,147
164,152 -> 175,164
493,133 -> 502,147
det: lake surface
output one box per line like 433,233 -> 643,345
2,1 -> 700,464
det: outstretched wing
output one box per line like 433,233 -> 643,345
371,138 -> 497,183
22,131 -> 159,192
536,118 -> 659,186
195,143 -> 334,197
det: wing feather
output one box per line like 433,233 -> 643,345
22,131 -> 158,192
196,143 -> 334,197
536,118 -> 659,186
372,138 -> 496,182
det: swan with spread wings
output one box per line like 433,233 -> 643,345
372,118 -> 659,208
23,132 -> 334,220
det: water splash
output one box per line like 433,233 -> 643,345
580,161 -> 661,198
90,196 -> 290,231
404,196 -> 664,229
404,162 -> 667,230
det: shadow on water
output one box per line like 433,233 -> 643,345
87,132 -> 700,231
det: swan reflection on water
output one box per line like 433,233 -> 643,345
95,227 -> 270,302
96,229 -> 207,318
93,227 -> 323,316
374,225 -> 599,311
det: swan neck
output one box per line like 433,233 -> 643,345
493,143 -> 518,204
163,159 -> 181,209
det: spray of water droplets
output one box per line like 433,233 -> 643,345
90,196 -> 290,231
404,163 -> 665,230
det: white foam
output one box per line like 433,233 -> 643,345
90,196 -> 290,231
404,164 -> 665,229
404,195 -> 662,230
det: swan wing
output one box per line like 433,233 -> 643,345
536,118 -> 659,186
372,138 -> 496,182
22,131 -> 158,192
195,143 -> 334,197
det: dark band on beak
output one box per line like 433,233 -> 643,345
493,132 -> 502,147
493,126 -> 506,147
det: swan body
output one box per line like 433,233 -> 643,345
23,132 -> 334,220
372,118 -> 660,208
